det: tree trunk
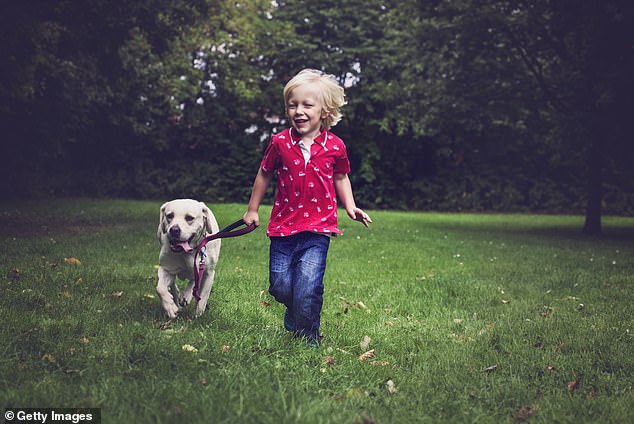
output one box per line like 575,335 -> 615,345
582,136 -> 602,235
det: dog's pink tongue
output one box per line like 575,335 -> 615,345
175,241 -> 193,252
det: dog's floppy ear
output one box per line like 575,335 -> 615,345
201,202 -> 216,234
158,202 -> 168,239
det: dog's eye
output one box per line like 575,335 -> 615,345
166,212 -> 174,221
185,215 -> 195,223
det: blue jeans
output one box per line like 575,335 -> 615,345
269,232 -> 330,341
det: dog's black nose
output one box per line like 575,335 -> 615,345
169,225 -> 181,238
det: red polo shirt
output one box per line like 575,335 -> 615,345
261,128 -> 351,237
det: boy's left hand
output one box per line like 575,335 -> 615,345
348,208 -> 372,228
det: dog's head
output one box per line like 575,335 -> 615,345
158,199 -> 216,252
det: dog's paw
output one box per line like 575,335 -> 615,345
164,303 -> 180,319
194,303 -> 208,317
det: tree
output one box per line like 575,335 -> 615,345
375,0 -> 633,229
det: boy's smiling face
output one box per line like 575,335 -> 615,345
286,82 -> 329,139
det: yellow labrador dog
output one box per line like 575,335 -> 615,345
157,199 -> 220,318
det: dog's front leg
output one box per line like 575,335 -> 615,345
195,268 -> 216,317
157,267 -> 180,319
180,281 -> 194,307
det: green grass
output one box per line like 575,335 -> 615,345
1,199 -> 633,423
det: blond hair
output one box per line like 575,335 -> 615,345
283,69 -> 346,129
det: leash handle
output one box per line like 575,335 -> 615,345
193,219 -> 257,301
218,219 -> 258,238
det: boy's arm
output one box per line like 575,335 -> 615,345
243,168 -> 274,226
334,173 -> 372,227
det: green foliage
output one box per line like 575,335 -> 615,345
1,200 -> 633,422
1,1 -> 632,219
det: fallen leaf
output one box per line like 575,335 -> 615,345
324,356 -> 335,366
79,336 -> 89,344
60,291 -> 71,298
360,335 -> 372,350
567,377 -> 581,391
222,345 -> 231,352
259,301 -> 272,307
359,349 -> 375,362
587,385 -> 598,398
546,364 -> 555,373
42,353 -> 57,364
199,377 -> 207,385
385,378 -> 397,394
502,299 -> 510,304
483,364 -> 498,373
385,321 -> 394,327
64,257 -> 81,265
513,406 -> 536,422
111,291 -> 123,297
182,344 -> 198,353
371,360 -> 389,366
453,318 -> 464,324
159,319 -> 173,330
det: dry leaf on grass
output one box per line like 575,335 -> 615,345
385,378 -> 397,394
64,257 -> 81,265
111,291 -> 123,297
359,349 -> 375,362
483,364 -> 498,373
42,353 -> 57,364
324,356 -> 336,366
513,406 -> 536,422
182,344 -> 198,353
567,377 -> 581,391
587,385 -> 598,398
259,301 -> 272,307
222,345 -> 231,352
159,319 -> 174,330
360,335 -> 372,350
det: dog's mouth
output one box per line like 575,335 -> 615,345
169,236 -> 195,253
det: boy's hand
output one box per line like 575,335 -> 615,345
348,208 -> 372,228
243,210 -> 260,227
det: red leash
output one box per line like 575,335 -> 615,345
193,219 -> 257,301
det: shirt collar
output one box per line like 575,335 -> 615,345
289,127 -> 328,148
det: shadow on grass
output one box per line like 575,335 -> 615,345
430,220 -> 634,244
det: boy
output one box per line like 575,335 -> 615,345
243,69 -> 371,346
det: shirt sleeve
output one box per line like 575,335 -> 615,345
333,141 -> 351,174
260,137 -> 280,173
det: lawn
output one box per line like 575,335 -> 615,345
1,199 -> 633,423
